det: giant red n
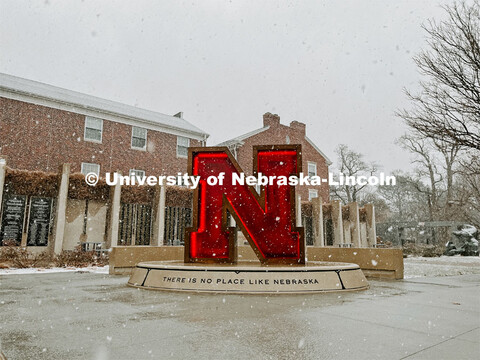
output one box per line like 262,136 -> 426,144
185,145 -> 305,264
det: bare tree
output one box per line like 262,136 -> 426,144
398,134 -> 443,220
359,190 -> 391,223
397,1 -> 480,150
377,171 -> 430,222
454,155 -> 480,226
330,144 -> 377,203
433,136 -> 461,207
398,132 -> 461,220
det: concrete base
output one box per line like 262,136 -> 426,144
110,246 -> 404,279
128,260 -> 369,294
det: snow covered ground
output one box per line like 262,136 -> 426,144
404,255 -> 480,279
0,265 -> 109,275
1,256 -> 479,279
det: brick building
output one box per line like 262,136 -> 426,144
0,73 -> 209,177
218,113 -> 331,201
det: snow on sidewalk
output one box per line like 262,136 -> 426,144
404,255 -> 480,278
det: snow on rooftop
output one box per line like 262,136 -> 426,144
0,73 -> 209,139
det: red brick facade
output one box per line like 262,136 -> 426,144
225,113 -> 330,201
0,97 -> 201,176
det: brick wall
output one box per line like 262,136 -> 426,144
234,113 -> 329,201
0,97 -> 200,176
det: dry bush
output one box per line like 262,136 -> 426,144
68,173 -> 110,201
359,208 -> 367,222
0,242 -> 54,268
301,202 -> 312,217
403,243 -> 444,258
0,243 -> 108,268
166,186 -> 193,207
322,203 -> 332,218
0,242 -> 31,268
31,251 -> 55,268
55,246 -> 108,268
95,252 -> 109,267
4,167 -> 59,197
121,185 -> 155,205
55,248 -> 96,267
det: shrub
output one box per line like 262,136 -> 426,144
402,243 -> 444,258
4,167 -> 59,197
0,244 -> 108,268
54,246 -> 108,267
0,243 -> 55,268
31,251 -> 55,268
0,244 -> 31,267
68,173 -> 110,201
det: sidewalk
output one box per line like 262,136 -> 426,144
0,271 -> 478,359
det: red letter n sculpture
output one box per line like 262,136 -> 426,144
185,145 -> 305,265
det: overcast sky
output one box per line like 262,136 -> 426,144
0,0 -> 451,173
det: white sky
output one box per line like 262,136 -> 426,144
0,0 -> 451,173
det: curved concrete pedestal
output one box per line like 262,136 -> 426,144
128,261 -> 368,294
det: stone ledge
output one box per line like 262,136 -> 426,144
110,246 -> 404,279
127,260 -> 369,294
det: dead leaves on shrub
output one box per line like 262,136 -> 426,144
0,245 -> 108,268
403,243 -> 445,257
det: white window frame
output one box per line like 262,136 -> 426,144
177,136 -> 190,158
81,162 -> 100,176
129,169 -> 145,178
307,161 -> 317,177
308,189 -> 318,201
84,116 -> 103,143
131,126 -> 147,151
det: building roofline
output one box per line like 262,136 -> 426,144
0,73 -> 209,141
305,136 -> 332,165
217,126 -> 270,146
218,125 -> 332,165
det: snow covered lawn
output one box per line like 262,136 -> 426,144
0,265 -> 109,275
404,255 -> 480,278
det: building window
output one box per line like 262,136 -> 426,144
308,162 -> 317,177
81,162 -> 100,176
308,189 -> 318,201
177,136 -> 190,158
84,116 -> 103,142
131,127 -> 147,150
130,169 -> 145,179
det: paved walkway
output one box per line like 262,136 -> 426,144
0,272 -> 478,359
